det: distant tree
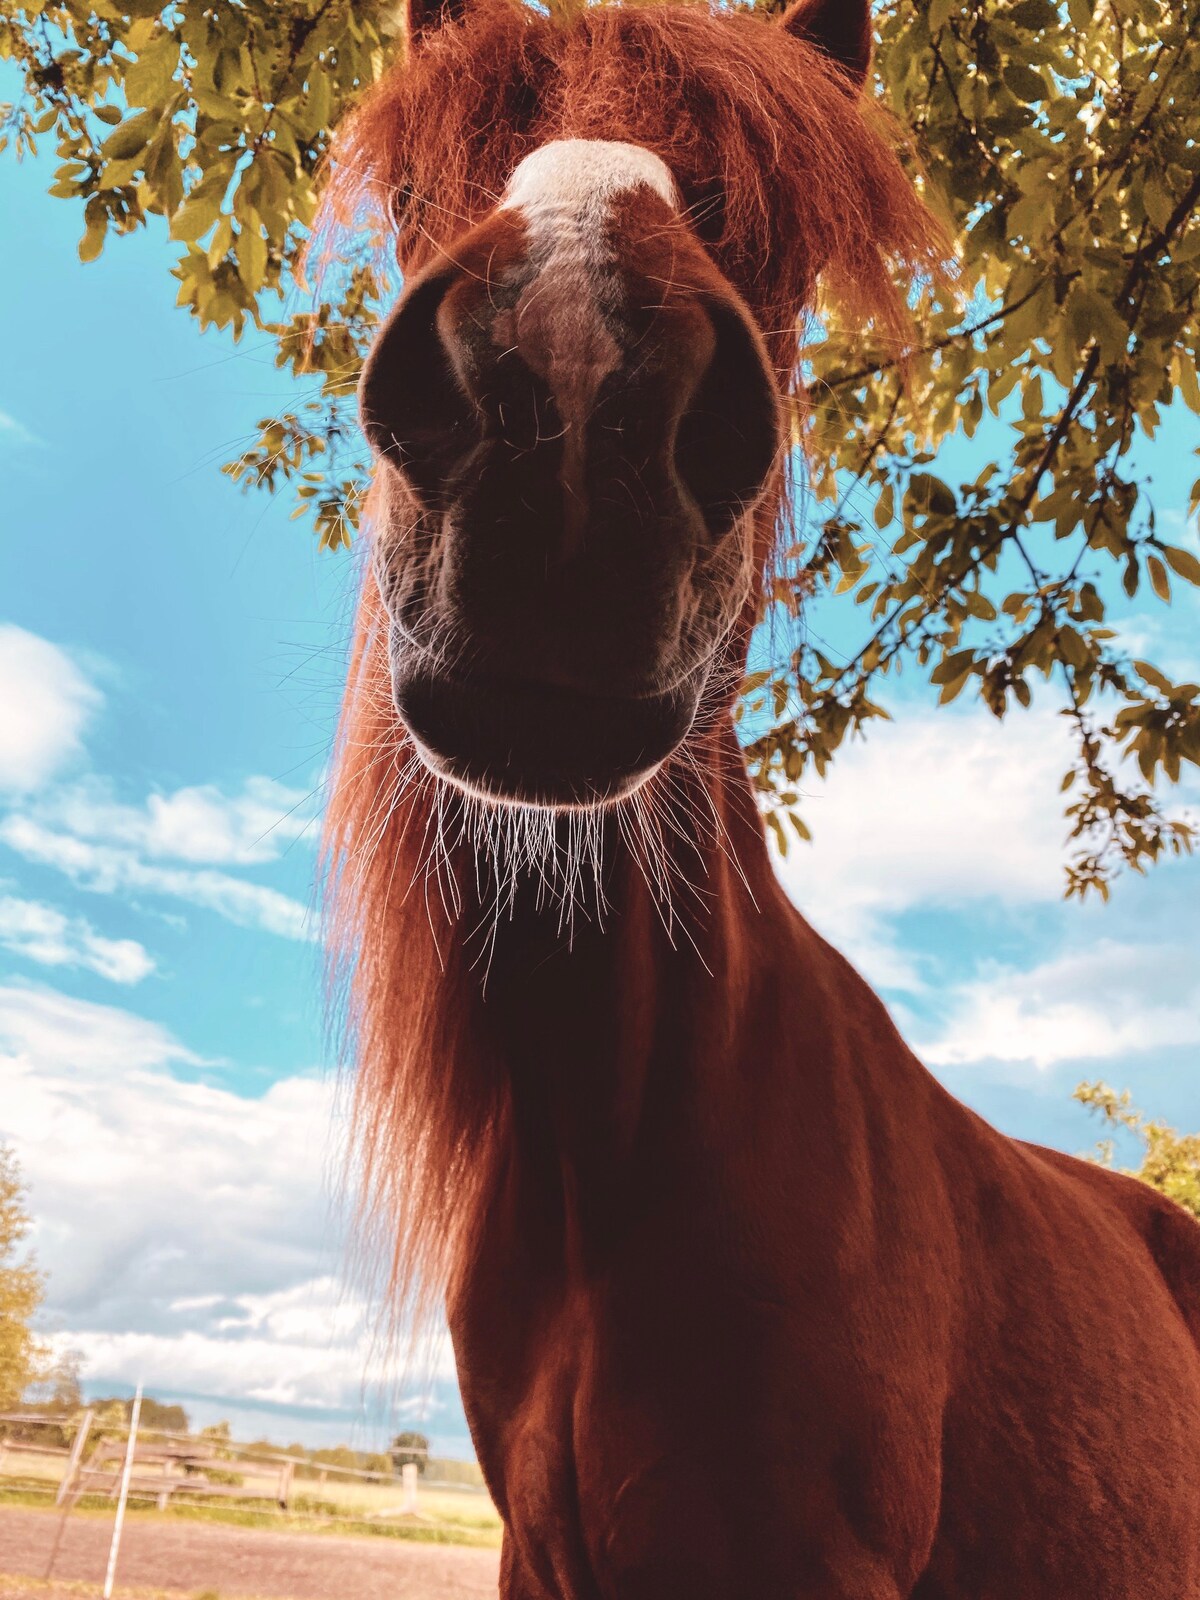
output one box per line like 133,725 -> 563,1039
1075,1082 -> 1200,1219
280,1441 -> 319,1479
139,1397 -> 190,1433
91,1394 -> 190,1434
0,1144 -> 47,1410
390,1430 -> 429,1476
24,1347 -> 83,1413
12,1348 -> 81,1449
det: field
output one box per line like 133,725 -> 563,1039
0,1449 -> 501,1549
0,1417 -> 504,1600
267,1476 -> 500,1537
0,1505 -> 499,1599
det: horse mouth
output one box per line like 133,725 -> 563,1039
391,656 -> 704,809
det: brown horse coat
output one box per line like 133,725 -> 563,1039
322,2 -> 1200,1592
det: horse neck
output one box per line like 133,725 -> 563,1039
336,676 -> 813,1316
442,723 -> 786,1174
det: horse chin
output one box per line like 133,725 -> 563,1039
410,739 -> 661,814
390,655 -> 702,812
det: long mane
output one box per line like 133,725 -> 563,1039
321,0 -> 946,1330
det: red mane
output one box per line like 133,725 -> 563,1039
321,0 -> 946,1329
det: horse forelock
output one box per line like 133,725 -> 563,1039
323,0 -> 947,362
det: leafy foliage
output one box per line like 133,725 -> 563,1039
0,1145 -> 47,1410
1075,1080 -> 1200,1218
90,1392 -> 191,1431
0,0 -> 393,551
3,0 -> 1199,890
746,0 -> 1200,893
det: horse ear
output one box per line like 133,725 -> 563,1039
780,0 -> 873,89
407,0 -> 469,43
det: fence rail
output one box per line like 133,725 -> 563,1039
0,1411 -> 489,1528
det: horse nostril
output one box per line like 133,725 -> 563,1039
358,266 -> 480,508
675,298 -> 782,539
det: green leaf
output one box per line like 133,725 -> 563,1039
765,810 -> 788,857
170,190 -> 224,243
930,648 -> 975,686
100,109 -> 160,163
1007,193 -> 1049,241
78,221 -> 106,263
1147,554 -> 1172,603
1009,0 -> 1057,26
787,811 -> 812,843
1004,64 -> 1047,104
1135,660 -> 1175,697
905,473 -> 956,519
124,32 -> 181,109
1162,544 -> 1200,586
873,483 -> 894,530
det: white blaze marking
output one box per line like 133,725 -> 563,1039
496,141 -> 682,548
501,138 -> 680,231
498,137 -> 679,305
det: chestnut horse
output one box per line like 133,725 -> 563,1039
322,0 -> 1200,1593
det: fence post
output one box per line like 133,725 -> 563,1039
102,1385 -> 142,1600
401,1462 -> 419,1514
56,1407 -> 94,1506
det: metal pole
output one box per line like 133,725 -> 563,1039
45,1407 -> 96,1581
102,1385 -> 142,1600
56,1406 -> 94,1505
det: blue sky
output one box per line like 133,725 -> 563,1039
1,118 -> 1198,1458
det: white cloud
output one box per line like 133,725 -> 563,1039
772,704 -> 1071,988
0,981 -> 459,1445
918,940 -> 1200,1070
55,1283 -> 457,1417
0,410 -> 41,448
0,626 -> 101,793
0,815 -> 312,940
0,627 -> 318,939
46,776 -> 319,866
0,894 -> 154,984
0,982 -> 351,1380
0,982 -> 199,1077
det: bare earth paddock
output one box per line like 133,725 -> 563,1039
0,1507 -> 500,1600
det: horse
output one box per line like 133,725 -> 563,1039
319,0 -> 1200,1592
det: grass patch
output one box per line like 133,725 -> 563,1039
0,1487 -> 501,1551
0,1575 -> 228,1600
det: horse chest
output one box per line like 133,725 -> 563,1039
453,1236 -> 947,1599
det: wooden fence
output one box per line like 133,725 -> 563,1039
0,1410 -> 486,1517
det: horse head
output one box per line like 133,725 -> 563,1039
333,0 -> 933,810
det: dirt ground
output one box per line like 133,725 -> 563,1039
0,1506 -> 500,1600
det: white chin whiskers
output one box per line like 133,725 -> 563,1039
407,732 -> 659,816
395,731 -> 729,961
